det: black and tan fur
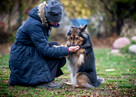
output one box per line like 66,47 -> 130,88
66,24 -> 104,88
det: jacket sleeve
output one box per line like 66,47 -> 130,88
29,23 -> 69,58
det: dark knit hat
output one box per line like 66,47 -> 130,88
45,0 -> 63,23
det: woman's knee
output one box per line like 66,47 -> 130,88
58,57 -> 66,68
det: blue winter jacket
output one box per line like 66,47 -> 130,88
9,6 -> 69,86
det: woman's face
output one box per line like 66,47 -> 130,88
49,22 -> 59,25
49,22 -> 60,28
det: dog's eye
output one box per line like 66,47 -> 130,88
70,37 -> 72,39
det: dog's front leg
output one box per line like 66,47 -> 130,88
70,73 -> 78,85
65,73 -> 76,86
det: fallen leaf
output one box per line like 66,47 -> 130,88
105,69 -> 115,71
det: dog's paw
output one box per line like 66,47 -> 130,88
74,85 -> 82,88
65,82 -> 73,86
76,49 -> 85,55
65,82 -> 82,88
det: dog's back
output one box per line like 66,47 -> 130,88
66,24 -> 104,88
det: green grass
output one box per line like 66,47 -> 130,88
0,48 -> 136,96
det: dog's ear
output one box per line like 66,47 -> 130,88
81,24 -> 87,32
80,25 -> 82,28
80,24 -> 88,38
66,29 -> 72,36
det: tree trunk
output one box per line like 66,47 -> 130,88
18,0 -> 23,27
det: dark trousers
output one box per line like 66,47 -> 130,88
46,42 -> 66,81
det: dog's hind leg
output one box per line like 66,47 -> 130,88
76,73 -> 94,88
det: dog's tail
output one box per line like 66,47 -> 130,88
97,77 -> 105,84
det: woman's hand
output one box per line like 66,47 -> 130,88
68,46 -> 80,53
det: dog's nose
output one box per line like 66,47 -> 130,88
72,44 -> 75,46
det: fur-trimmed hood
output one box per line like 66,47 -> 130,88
29,2 -> 48,28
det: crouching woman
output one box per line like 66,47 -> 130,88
9,0 -> 79,89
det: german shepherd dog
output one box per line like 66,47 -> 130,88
66,24 -> 104,88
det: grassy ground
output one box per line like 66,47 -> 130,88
0,48 -> 136,97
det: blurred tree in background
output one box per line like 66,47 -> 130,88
0,0 -> 136,44
0,0 -> 39,43
60,0 -> 91,18
61,0 -> 136,37
86,0 -> 136,37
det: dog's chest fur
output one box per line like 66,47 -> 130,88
68,52 -> 85,74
